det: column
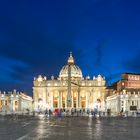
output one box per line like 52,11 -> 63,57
86,92 -> 88,109
11,100 -> 14,112
59,91 -> 61,108
65,92 -> 67,109
46,91 -> 49,107
71,91 -> 73,108
44,88 -> 47,106
78,90 -> 81,108
61,91 -> 63,108
76,92 -> 79,108
126,100 -> 128,111
124,100 -> 126,111
76,92 -> 78,109
46,90 -> 48,105
51,92 -> 53,109
79,93 -> 81,108
127,100 -> 130,112
117,96 -> 121,113
91,90 -> 94,105
10,99 -> 13,112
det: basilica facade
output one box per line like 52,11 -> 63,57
33,53 -> 106,112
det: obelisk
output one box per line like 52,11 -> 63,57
67,52 -> 74,108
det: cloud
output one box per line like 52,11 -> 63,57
95,39 -> 107,67
0,16 -> 84,94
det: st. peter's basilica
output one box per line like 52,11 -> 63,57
33,53 -> 106,112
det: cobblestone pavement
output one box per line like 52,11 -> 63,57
0,116 -> 140,140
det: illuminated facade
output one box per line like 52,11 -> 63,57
33,53 -> 106,111
0,90 -> 33,112
106,73 -> 140,114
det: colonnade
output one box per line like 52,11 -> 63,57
46,89 -> 103,110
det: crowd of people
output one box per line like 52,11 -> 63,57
39,108 -> 106,118
1,108 -> 140,120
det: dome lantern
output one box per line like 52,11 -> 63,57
68,52 -> 74,65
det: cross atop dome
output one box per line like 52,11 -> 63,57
68,52 -> 74,65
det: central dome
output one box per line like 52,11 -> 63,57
59,52 -> 83,80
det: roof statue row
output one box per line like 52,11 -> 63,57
34,74 -> 105,82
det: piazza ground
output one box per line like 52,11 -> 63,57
0,116 -> 140,140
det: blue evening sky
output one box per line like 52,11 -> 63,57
0,0 -> 140,95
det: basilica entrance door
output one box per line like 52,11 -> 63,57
53,94 -> 58,108
81,101 -> 85,108
53,101 -> 58,108
81,95 -> 86,108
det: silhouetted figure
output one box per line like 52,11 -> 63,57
107,109 -> 111,117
